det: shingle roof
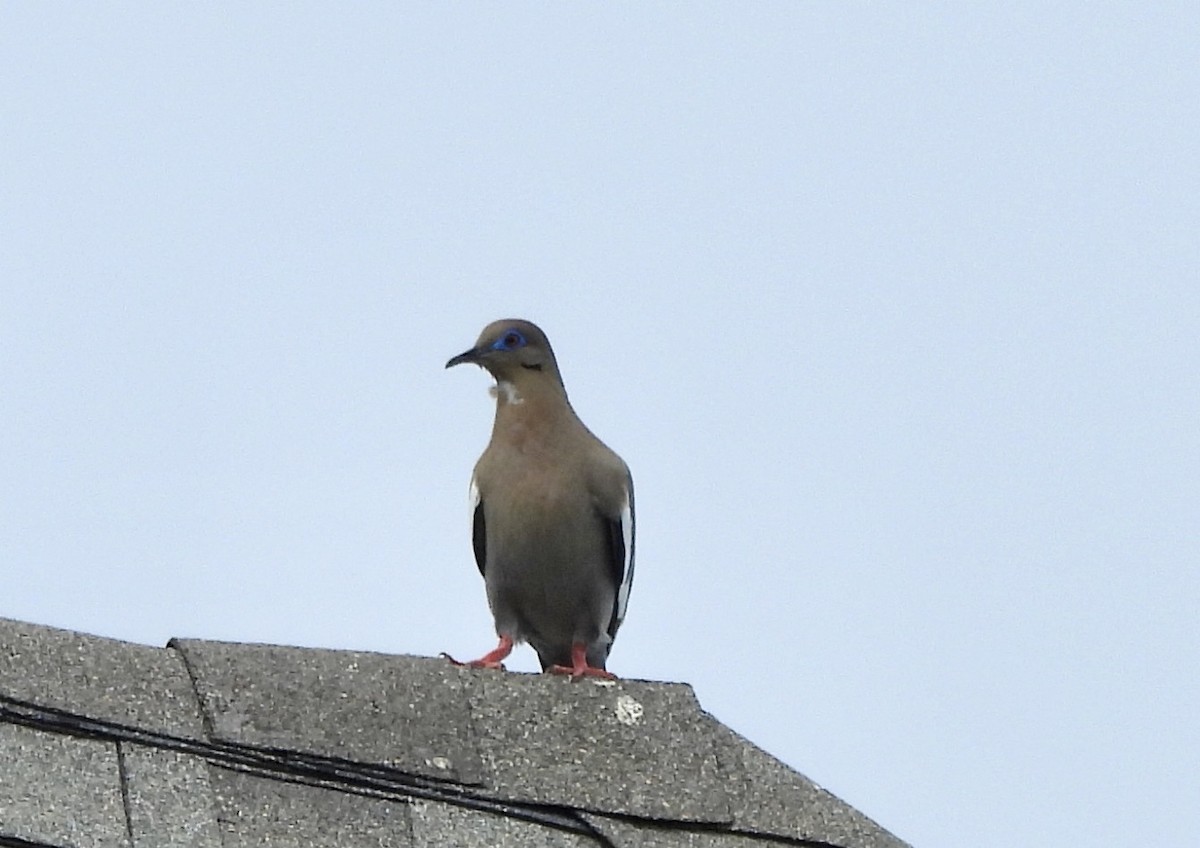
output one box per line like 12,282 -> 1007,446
0,617 -> 909,847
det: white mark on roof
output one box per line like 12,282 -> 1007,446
615,694 -> 644,726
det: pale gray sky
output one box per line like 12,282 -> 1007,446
2,5 -> 1197,847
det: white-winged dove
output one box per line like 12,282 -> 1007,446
444,319 -> 635,679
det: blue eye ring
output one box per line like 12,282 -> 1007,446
491,329 -> 527,351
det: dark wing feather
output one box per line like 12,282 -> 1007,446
472,496 -> 487,577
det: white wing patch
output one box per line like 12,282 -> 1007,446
613,484 -> 636,630
469,476 -> 481,543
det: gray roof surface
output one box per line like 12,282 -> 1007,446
0,617 -> 910,847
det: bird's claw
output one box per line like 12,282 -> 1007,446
547,663 -> 616,682
440,651 -> 507,671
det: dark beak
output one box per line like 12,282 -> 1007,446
445,347 -> 481,369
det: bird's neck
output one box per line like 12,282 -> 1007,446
489,375 -> 574,440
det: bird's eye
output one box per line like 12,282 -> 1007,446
492,330 -> 527,351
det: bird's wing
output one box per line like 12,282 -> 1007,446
470,477 -> 486,577
605,472 -> 636,640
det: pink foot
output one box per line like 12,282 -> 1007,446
547,643 -> 616,681
441,635 -> 514,671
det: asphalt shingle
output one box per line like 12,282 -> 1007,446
170,639 -> 482,784
0,723 -> 128,848
409,800 -> 595,848
120,743 -> 222,848
0,617 -> 203,739
583,814 -> 769,848
470,673 -> 731,823
708,719 -> 909,848
208,765 -> 413,848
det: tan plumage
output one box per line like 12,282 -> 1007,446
445,319 -> 635,679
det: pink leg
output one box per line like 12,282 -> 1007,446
547,643 -> 616,681
441,635 -> 514,671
